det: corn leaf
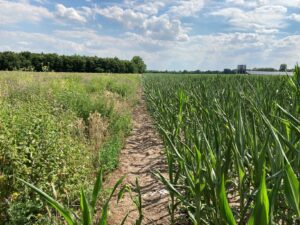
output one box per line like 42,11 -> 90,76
90,168 -> 103,215
284,163 -> 300,217
248,166 -> 269,225
80,189 -> 92,225
19,178 -> 77,225
218,175 -> 236,225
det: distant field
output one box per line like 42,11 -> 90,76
0,71 -> 140,224
144,73 -> 300,224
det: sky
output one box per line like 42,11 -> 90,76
0,0 -> 300,70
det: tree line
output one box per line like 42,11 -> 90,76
0,51 -> 147,73
251,64 -> 293,72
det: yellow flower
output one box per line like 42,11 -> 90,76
11,192 -> 19,201
0,175 -> 5,184
36,213 -> 43,219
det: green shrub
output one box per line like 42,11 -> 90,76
0,98 -> 92,224
0,72 -> 140,224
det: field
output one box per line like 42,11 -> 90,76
144,73 -> 300,224
0,71 -> 299,225
0,71 -> 140,224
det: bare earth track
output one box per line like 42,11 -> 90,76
106,95 -> 169,225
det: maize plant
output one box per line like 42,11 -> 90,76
19,169 -> 143,225
143,66 -> 300,224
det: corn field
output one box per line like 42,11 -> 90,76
143,69 -> 300,224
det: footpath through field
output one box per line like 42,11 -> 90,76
106,93 -> 169,225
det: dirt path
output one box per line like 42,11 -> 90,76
106,96 -> 169,225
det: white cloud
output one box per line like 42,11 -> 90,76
258,0 -> 300,8
0,0 -> 53,25
226,0 -> 244,4
0,29 -> 299,70
168,0 -> 206,17
124,32 -> 171,51
211,5 -> 287,32
225,0 -> 256,7
164,32 -> 299,70
55,4 -> 87,23
289,13 -> 300,22
0,30 -> 85,53
53,29 -> 133,50
144,15 -> 189,41
96,6 -> 147,29
80,6 -> 94,18
96,6 -> 189,41
134,1 -> 165,15
225,0 -> 300,7
32,0 -> 49,4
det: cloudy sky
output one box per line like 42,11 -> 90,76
0,0 -> 300,70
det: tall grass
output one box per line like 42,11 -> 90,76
144,69 -> 299,224
19,169 -> 144,225
0,72 -> 140,224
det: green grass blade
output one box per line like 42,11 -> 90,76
277,104 -> 300,126
107,176 -> 125,202
99,176 -> 126,225
117,185 -> 129,204
120,213 -> 130,225
98,204 -> 108,225
134,178 -> 143,225
80,189 -> 92,225
90,168 -> 103,214
158,125 -> 184,161
19,178 -> 77,225
154,171 -> 183,199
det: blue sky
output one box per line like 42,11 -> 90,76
0,0 -> 300,70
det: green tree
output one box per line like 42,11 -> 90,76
279,64 -> 287,71
0,52 -> 20,70
0,51 -> 147,74
131,56 -> 146,74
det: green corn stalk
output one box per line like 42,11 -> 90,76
218,175 -> 237,225
247,165 -> 269,225
131,178 -> 143,225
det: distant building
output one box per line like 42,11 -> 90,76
246,71 -> 293,76
237,65 -> 247,74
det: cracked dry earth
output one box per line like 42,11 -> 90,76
106,96 -> 169,225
